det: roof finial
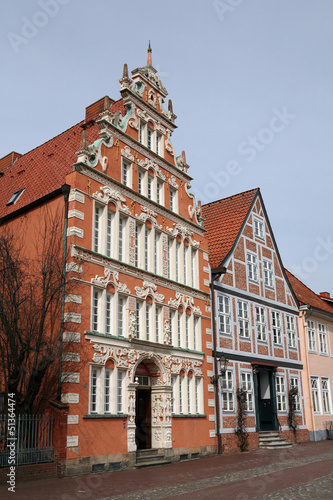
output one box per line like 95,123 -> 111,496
122,63 -> 129,79
147,41 -> 152,66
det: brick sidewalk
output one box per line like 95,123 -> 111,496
0,440 -> 332,500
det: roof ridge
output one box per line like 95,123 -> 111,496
284,268 -> 319,296
202,187 -> 259,207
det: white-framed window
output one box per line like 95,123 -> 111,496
138,169 -> 144,195
175,240 -> 180,282
183,245 -> 188,285
307,320 -> 316,352
179,375 -> 184,414
106,209 -> 113,258
241,372 -> 254,411
247,252 -> 258,282
263,260 -> 274,288
117,295 -> 125,337
135,222 -> 140,268
191,249 -> 197,288
155,306 -> 162,343
271,311 -> 282,345
154,231 -> 160,274
177,310 -> 182,348
172,374 -> 202,415
91,288 -> 114,335
118,216 -> 125,262
147,124 -> 154,150
311,377 -> 321,413
121,160 -> 130,187
136,301 -> 142,339
139,120 -> 145,145
145,302 -> 152,341
193,316 -> 199,351
185,314 -> 190,349
254,218 -> 264,239
290,376 -> 301,412
167,237 -> 172,279
156,180 -> 163,204
147,174 -> 153,200
156,132 -> 162,156
93,203 -> 115,257
255,306 -> 266,342
321,378 -> 331,414
171,376 -> 176,414
287,315 -> 297,348
89,365 -> 125,415
238,300 -> 250,338
276,375 -> 287,412
221,370 -> 234,412
144,226 -> 150,272
187,377 -> 192,414
218,295 -> 231,335
93,204 -> 103,253
318,323 -> 328,355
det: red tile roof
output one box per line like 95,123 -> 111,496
285,269 -> 333,315
0,98 -> 127,221
202,188 -> 259,268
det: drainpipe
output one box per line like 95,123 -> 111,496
57,184 -> 71,401
210,266 -> 226,454
299,305 -> 314,435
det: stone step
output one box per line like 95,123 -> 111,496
259,436 -> 284,442
259,443 -> 293,449
134,459 -> 172,469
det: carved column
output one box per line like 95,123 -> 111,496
127,383 -> 137,452
151,385 -> 172,449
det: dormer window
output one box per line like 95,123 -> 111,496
7,188 -> 25,206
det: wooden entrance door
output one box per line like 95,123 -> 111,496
135,389 -> 151,449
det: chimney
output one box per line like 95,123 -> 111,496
319,292 -> 331,299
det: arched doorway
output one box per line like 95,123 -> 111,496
135,362 -> 151,449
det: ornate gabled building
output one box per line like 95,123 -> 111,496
202,189 -> 309,453
0,46 -> 215,475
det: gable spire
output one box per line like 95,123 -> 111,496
147,41 -> 152,66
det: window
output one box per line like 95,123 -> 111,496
139,121 -> 145,144
263,260 -> 274,288
195,378 -> 201,414
191,249 -> 196,288
183,245 -> 188,285
218,295 -> 231,335
93,204 -> 115,257
147,125 -> 153,150
276,375 -> 287,412
156,132 -> 161,155
93,204 -> 102,253
138,169 -> 144,195
91,288 -> 115,335
254,218 -> 264,239
7,188 -> 25,206
221,370 -> 234,411
118,217 -> 125,261
118,296 -> 125,336
321,378 -> 331,414
255,306 -> 266,342
287,315 -> 296,348
290,377 -> 301,412
272,311 -> 282,345
135,223 -> 140,268
238,300 -> 249,338
144,226 -> 150,272
89,366 -> 125,415
311,377 -> 321,413
318,323 -> 328,354
307,320 -> 316,352
179,376 -> 184,414
187,377 -> 192,414
193,316 -> 199,351
247,253 -> 258,282
136,301 -> 141,339
175,241 -> 180,282
171,376 -> 176,414
167,237 -> 172,279
185,314 -> 190,349
155,306 -> 161,343
169,188 -> 175,211
106,210 -> 113,258
177,311 -> 182,348
121,161 -> 129,186
157,181 -> 163,204
147,175 -> 153,200
241,373 -> 253,411
146,302 -> 151,341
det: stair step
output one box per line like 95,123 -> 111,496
259,443 -> 293,449
134,459 -> 172,469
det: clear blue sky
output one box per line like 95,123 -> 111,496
1,0 -> 332,294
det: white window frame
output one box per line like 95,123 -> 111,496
263,260 -> 274,288
254,218 -> 264,240
221,370 -> 234,412
321,377 -> 332,414
121,160 -> 131,187
89,365 -> 126,415
286,315 -> 297,349
240,372 -> 254,411
238,300 -> 250,339
271,311 -> 282,346
218,295 -> 231,335
155,305 -> 162,344
311,376 -> 321,414
276,375 -> 287,412
117,295 -> 125,337
307,320 -> 317,352
290,376 -> 301,412
247,252 -> 258,282
255,306 -> 266,342
91,288 -> 114,335
318,323 -> 328,355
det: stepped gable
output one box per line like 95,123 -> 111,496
285,269 -> 333,315
202,188 -> 259,268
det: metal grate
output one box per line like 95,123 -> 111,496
0,414 -> 54,467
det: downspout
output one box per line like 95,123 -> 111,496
210,266 -> 226,454
57,184 -> 71,401
299,305 -> 314,435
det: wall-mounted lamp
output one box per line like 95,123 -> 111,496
210,354 -> 228,385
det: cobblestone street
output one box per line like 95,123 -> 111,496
0,441 -> 332,500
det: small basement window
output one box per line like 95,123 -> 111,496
7,188 -> 25,206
